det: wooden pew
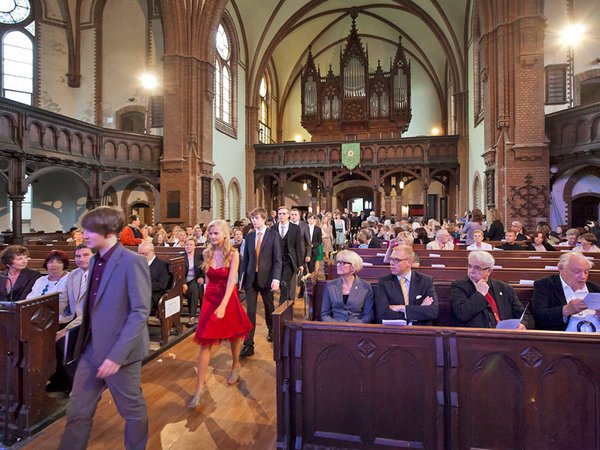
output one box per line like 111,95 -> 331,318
155,256 -> 185,346
0,293 -> 59,442
273,311 -> 600,449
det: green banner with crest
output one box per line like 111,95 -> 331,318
342,142 -> 360,170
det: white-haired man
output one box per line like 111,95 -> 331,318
532,252 -> 600,331
426,229 -> 454,250
450,250 -> 532,329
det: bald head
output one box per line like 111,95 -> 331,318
138,241 -> 155,261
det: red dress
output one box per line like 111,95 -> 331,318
194,266 -> 252,345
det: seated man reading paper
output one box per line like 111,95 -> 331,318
450,250 -> 533,329
532,252 -> 600,332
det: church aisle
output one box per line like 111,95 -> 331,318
23,311 -> 278,450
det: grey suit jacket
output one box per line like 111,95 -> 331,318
75,244 -> 151,366
321,276 -> 374,323
60,267 -> 88,330
293,220 -> 312,260
375,271 -> 439,324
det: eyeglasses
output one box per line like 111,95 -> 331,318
336,261 -> 352,266
467,264 -> 492,272
389,258 -> 408,264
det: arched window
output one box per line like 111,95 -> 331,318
214,19 -> 238,137
258,74 -> 271,143
0,0 -> 34,105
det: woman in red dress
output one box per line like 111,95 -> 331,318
187,219 -> 252,409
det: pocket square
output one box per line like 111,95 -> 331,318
416,295 -> 422,299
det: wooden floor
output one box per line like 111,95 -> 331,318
22,301 -> 292,450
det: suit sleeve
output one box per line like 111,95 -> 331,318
405,276 -> 438,322
240,234 -> 250,275
531,278 -> 565,330
320,284 -> 336,322
106,254 -> 151,365
294,228 -> 303,269
270,233 -> 283,282
450,280 -> 489,324
157,260 -> 172,292
360,282 -> 375,324
375,279 -> 403,323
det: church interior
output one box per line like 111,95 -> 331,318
0,0 -> 599,448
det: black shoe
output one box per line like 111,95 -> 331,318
240,345 -> 255,359
266,330 -> 273,342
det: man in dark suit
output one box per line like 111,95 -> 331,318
138,242 -> 171,314
306,213 -> 322,273
498,230 -> 524,250
450,250 -> 533,329
532,252 -> 600,331
59,207 -> 151,450
510,221 -> 528,241
290,208 -> 312,299
364,228 -> 383,248
240,207 -> 282,357
375,245 -> 438,325
272,206 -> 303,303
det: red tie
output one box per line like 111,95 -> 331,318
484,292 -> 501,322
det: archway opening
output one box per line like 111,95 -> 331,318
571,195 -> 600,228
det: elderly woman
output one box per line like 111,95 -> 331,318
573,232 -> 600,252
320,250 -> 374,323
69,229 -> 84,246
27,250 -> 70,324
467,230 -> 493,251
526,231 -> 556,252
0,245 -> 42,301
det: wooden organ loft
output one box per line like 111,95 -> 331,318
301,12 -> 411,142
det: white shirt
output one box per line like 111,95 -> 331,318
467,242 -> 493,251
426,240 -> 454,250
255,226 -> 267,247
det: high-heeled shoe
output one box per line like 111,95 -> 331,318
227,368 -> 240,385
186,317 -> 196,328
186,390 -> 204,409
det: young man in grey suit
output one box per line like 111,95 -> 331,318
375,245 -> 439,325
240,207 -> 282,357
273,206 -> 303,303
59,207 -> 151,450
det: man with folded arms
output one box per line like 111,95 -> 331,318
451,250 -> 533,329
375,245 -> 438,325
532,252 -> 600,331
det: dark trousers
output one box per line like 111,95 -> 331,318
243,276 -> 275,347
279,263 -> 295,304
185,279 -> 203,318
59,351 -> 148,450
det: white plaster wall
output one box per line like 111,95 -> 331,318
212,65 -> 247,219
75,29 -> 98,124
30,172 -> 88,231
101,0 -> 147,128
38,23 -> 73,115
572,175 -> 600,197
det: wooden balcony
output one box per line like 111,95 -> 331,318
0,98 -> 161,174
546,101 -> 600,165
254,135 -> 460,172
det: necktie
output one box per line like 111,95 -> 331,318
400,277 -> 409,306
78,271 -> 88,303
484,292 -> 501,322
280,225 -> 285,238
256,231 -> 262,272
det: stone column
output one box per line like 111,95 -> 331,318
9,195 -> 24,244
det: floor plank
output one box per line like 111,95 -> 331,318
21,301 -> 287,450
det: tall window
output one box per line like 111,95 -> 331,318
215,23 -> 231,124
0,0 -> 34,105
258,75 -> 271,143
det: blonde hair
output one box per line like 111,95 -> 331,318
336,250 -> 364,272
202,219 -> 235,269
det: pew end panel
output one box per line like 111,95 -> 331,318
272,300 -> 294,450
0,293 -> 59,440
156,256 -> 185,346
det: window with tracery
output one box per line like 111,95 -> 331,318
214,18 -> 238,137
0,0 -> 34,105
258,74 -> 271,143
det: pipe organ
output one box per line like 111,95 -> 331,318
301,11 -> 411,142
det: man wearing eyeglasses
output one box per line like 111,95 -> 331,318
375,245 -> 438,325
450,250 -> 533,329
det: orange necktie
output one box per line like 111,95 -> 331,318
255,231 -> 262,272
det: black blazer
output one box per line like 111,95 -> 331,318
149,257 -> 172,305
272,222 -> 303,270
532,274 -> 600,331
0,268 -> 42,302
368,236 -> 383,248
526,241 -> 556,251
375,271 -> 439,325
486,220 -> 505,241
240,227 -> 282,289
184,251 -> 205,282
309,225 -> 323,258
450,277 -> 534,329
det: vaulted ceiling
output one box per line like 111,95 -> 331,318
228,0 -> 472,111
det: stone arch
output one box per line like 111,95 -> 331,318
24,166 -> 92,198
227,177 -> 242,221
563,165 -> 600,227
574,69 -> 600,106
212,174 -> 226,220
